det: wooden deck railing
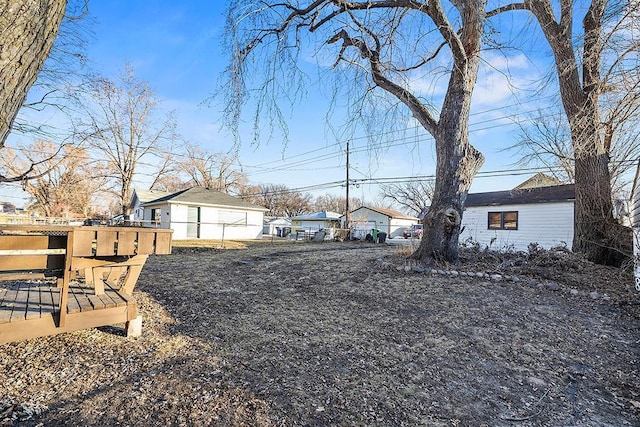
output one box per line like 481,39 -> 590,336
0,225 -> 172,343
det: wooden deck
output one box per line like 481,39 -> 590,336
0,225 -> 171,344
0,279 -> 139,344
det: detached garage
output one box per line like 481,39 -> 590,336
460,184 -> 575,251
345,206 -> 419,239
140,187 -> 268,240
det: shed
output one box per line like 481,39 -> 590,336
130,189 -> 172,224
290,211 -> 342,239
460,184 -> 575,251
344,206 -> 418,239
264,217 -> 292,237
141,187 -> 268,240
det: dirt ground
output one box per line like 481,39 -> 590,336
1,240 -> 639,426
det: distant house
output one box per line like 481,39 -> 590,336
130,189 -> 172,223
344,206 -> 418,239
460,183 -> 575,251
263,217 -> 292,237
140,187 -> 268,240
290,211 -> 342,239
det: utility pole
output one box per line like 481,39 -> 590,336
345,140 -> 350,231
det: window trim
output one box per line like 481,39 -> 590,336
487,211 -> 518,230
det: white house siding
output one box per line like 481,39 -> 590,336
349,209 -> 417,238
460,202 -> 574,251
146,203 -> 263,240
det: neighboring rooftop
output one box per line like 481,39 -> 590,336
290,210 -> 342,220
513,172 -> 564,190
350,206 -> 418,220
466,184 -> 575,207
142,187 -> 267,211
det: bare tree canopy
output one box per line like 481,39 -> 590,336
380,180 -> 434,216
73,65 -> 178,216
0,0 -> 67,178
241,183 -> 313,217
0,140 -> 105,216
222,1 -> 531,263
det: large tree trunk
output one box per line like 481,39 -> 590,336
572,121 -> 623,265
410,1 -> 485,264
413,131 -> 483,263
525,0 -> 624,265
0,0 -> 67,148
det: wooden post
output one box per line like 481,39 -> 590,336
57,230 -> 74,327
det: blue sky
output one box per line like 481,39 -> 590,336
1,1 -> 555,209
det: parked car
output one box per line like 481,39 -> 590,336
403,224 -> 423,239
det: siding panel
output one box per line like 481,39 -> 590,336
460,202 -> 574,251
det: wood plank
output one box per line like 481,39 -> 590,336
73,286 -> 93,312
73,282 -> 105,310
40,285 -> 56,317
0,255 -> 49,271
0,272 -> 46,281
154,231 -> 172,254
0,249 -> 66,255
51,287 -> 61,314
104,282 -> 131,306
57,229 -> 74,327
0,285 -> 18,324
72,229 -> 95,257
0,235 -> 49,250
117,231 -> 137,255
26,283 -> 41,320
96,230 -> 118,256
0,304 -> 133,344
9,283 -> 29,322
66,285 -> 82,314
92,268 -> 106,295
137,232 -> 155,254
93,287 -> 118,309
106,266 -> 127,287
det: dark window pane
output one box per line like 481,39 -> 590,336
488,212 -> 502,229
504,211 -> 518,229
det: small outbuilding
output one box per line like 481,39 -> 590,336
460,183 -> 575,251
344,206 -> 419,239
140,187 -> 268,240
263,217 -> 292,237
289,210 -> 342,240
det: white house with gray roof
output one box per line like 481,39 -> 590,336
343,206 -> 419,239
139,187 -> 268,240
460,184 -> 575,251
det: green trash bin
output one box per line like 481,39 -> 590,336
371,229 -> 379,242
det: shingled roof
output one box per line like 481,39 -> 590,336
350,206 -> 418,220
465,184 -> 575,207
142,187 -> 267,211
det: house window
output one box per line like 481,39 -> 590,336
151,208 -> 161,223
488,211 -> 518,230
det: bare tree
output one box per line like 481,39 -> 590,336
508,0 -> 640,265
313,194 -> 362,214
380,180 -> 434,216
241,184 -> 312,217
222,1 -> 532,263
73,65 -> 178,216
0,140 -> 105,216
175,144 -> 248,194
